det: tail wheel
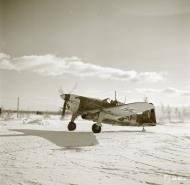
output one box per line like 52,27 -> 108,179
68,122 -> 76,131
92,124 -> 101,133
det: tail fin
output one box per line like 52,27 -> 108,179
137,108 -> 156,126
150,108 -> 156,124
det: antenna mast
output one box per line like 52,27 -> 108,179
114,90 -> 117,101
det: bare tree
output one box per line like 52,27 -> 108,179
166,105 -> 172,122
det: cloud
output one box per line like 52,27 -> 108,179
181,92 -> 190,96
0,53 -> 164,82
137,88 -> 161,93
137,87 -> 190,96
162,87 -> 179,94
0,53 -> 15,70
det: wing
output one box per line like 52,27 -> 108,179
85,102 -> 155,118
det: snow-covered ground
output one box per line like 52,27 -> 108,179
0,116 -> 190,185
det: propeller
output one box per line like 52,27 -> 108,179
69,82 -> 78,94
60,94 -> 70,120
59,82 -> 78,120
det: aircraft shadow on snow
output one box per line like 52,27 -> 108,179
0,129 -> 153,148
0,129 -> 99,148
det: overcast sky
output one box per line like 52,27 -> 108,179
0,0 -> 190,110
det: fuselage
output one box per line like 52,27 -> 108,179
61,94 -> 156,127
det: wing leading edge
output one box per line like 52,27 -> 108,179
85,102 -> 155,118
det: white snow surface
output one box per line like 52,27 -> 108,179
0,116 -> 190,185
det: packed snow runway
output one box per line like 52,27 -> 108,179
0,117 -> 190,185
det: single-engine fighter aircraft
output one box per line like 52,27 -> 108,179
60,93 -> 156,133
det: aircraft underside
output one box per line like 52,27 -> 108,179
101,119 -> 156,126
80,108 -> 157,132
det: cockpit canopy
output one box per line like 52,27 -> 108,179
102,98 -> 124,106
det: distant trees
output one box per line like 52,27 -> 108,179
158,104 -> 190,123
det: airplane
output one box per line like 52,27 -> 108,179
60,92 -> 156,133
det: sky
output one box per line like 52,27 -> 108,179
0,0 -> 190,111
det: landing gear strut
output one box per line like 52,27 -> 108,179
92,124 -> 101,133
68,122 -> 76,131
67,113 -> 78,131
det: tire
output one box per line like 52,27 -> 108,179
92,124 -> 101,133
68,122 -> 76,131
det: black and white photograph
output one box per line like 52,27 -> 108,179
0,0 -> 190,184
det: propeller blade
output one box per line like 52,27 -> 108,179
61,100 -> 67,119
59,88 -> 64,95
69,82 -> 78,94
60,94 -> 70,120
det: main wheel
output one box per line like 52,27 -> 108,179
68,122 -> 76,131
92,124 -> 101,133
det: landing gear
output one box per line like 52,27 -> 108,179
68,122 -> 76,131
91,112 -> 104,133
67,113 -> 78,131
92,124 -> 101,133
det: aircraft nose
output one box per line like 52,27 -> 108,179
60,94 -> 70,101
